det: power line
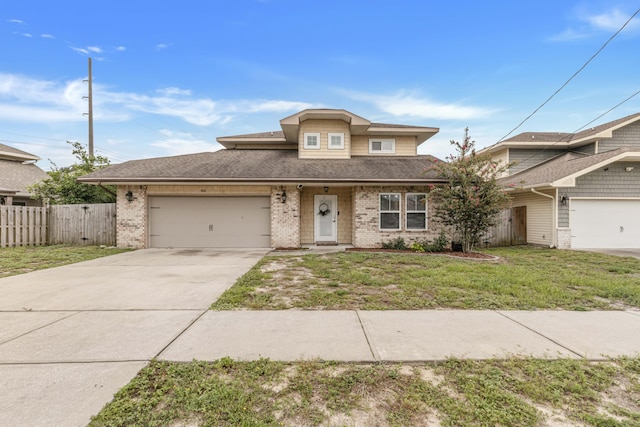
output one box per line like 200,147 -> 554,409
506,88 -> 640,171
497,7 -> 640,143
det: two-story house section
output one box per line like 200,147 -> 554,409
480,112 -> 640,249
80,109 -> 447,249
0,143 -> 48,207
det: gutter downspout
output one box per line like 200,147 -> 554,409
531,188 -> 557,248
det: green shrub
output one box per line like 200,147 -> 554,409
381,237 -> 408,250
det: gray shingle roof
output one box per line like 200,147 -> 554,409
0,143 -> 40,161
503,112 -> 640,143
0,159 -> 49,196
79,150 -> 445,183
498,148 -> 635,188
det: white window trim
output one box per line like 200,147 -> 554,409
369,138 -> 395,154
379,193 -> 401,231
406,193 -> 428,230
304,132 -> 321,149
328,132 -> 345,150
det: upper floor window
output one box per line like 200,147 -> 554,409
406,193 -> 427,230
369,138 -> 395,154
328,133 -> 345,149
304,132 -> 320,149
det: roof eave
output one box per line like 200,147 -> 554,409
78,177 -> 448,185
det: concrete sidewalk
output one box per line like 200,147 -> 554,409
159,309 -> 640,362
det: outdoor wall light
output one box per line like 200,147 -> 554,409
280,190 -> 287,203
125,191 -> 134,202
560,194 -> 568,206
626,166 -> 635,172
324,186 -> 329,193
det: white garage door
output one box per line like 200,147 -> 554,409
149,196 -> 271,248
571,199 -> 640,248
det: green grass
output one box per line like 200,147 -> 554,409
0,245 -> 130,278
212,247 -> 640,310
89,357 -> 640,427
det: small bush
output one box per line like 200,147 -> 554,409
414,231 -> 450,253
381,237 -> 408,250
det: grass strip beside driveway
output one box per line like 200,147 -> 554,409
0,245 -> 130,278
89,357 -> 640,427
212,247 -> 640,311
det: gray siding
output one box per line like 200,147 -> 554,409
598,121 -> 640,152
573,143 -> 596,154
509,149 -> 565,174
557,161 -> 640,227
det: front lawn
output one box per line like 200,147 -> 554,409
212,247 -> 640,311
89,357 -> 640,427
0,245 -> 130,278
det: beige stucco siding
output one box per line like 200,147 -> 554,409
510,190 -> 555,246
298,119 -> 351,159
351,135 -> 417,156
300,187 -> 352,244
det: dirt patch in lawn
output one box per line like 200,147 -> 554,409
212,248 -> 640,311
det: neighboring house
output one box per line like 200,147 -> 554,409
79,109 -> 446,249
0,143 -> 49,207
481,112 -> 640,249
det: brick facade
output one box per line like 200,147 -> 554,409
353,186 -> 443,248
270,185 -> 300,248
115,184 -> 447,249
116,186 -> 147,248
557,227 -> 571,249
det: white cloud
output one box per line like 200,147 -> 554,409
0,72 -> 312,127
87,46 -> 102,53
41,34 -> 55,39
22,33 -> 32,38
151,129 -> 221,156
240,100 -> 315,112
70,46 -> 89,55
9,19 -> 25,24
339,89 -> 492,120
156,43 -> 169,50
157,87 -> 192,96
116,46 -> 126,51
550,7 -> 640,41
585,8 -> 636,32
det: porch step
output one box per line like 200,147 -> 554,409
315,242 -> 339,246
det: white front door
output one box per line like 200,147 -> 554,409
314,195 -> 337,243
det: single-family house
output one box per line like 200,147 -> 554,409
79,109 -> 447,249
481,112 -> 640,249
0,143 -> 49,206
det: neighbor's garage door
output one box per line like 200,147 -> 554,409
149,196 -> 271,248
571,199 -> 640,248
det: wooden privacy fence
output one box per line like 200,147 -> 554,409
0,206 -> 47,248
0,203 -> 116,248
481,206 -> 527,248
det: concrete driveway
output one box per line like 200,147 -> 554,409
575,248 -> 640,260
0,248 -> 268,427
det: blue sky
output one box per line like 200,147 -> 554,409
1,0 -> 640,169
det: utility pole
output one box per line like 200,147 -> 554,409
83,57 -> 94,157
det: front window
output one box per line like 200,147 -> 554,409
406,193 -> 427,230
304,132 -> 320,149
379,193 -> 400,230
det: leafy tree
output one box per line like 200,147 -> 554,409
29,141 -> 116,204
429,129 -> 512,253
